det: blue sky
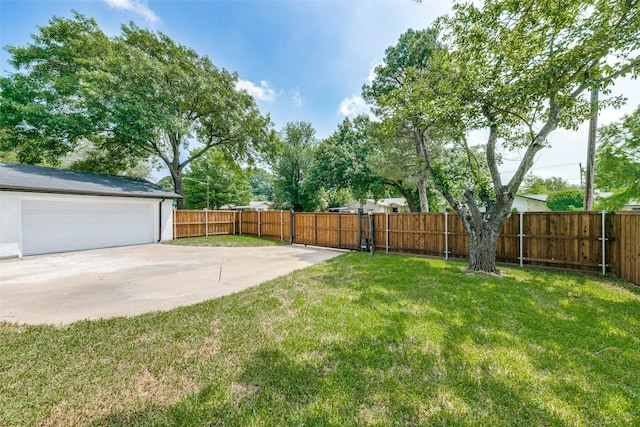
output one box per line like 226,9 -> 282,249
1,0 -> 638,185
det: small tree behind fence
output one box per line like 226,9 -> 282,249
173,210 -> 639,285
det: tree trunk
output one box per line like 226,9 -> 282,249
466,221 -> 502,274
173,170 -> 185,210
418,175 -> 429,212
584,87 -> 598,211
405,196 -> 418,213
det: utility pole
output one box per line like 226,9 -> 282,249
584,87 -> 598,210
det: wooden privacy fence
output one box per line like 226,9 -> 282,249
173,210 -> 639,285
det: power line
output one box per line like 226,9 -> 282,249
501,162 -> 580,174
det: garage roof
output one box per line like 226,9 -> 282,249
0,162 -> 181,199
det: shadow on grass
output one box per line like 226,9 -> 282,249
89,253 -> 639,426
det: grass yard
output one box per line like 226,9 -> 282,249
163,234 -> 288,247
1,253 -> 639,426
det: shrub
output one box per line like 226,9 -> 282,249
546,190 -> 584,211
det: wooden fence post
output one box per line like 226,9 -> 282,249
240,211 -> 242,235
173,209 -> 176,239
290,210 -> 295,244
337,213 -> 342,249
258,210 -> 261,237
232,211 -> 236,235
205,209 -> 209,237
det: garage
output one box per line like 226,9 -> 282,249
0,162 -> 180,258
21,200 -> 155,256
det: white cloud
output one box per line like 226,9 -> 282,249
292,89 -> 302,107
367,61 -> 384,83
235,79 -> 277,102
103,0 -> 160,24
338,95 -> 371,117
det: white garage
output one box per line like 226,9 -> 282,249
0,162 -> 180,258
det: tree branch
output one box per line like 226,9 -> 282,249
482,104 -> 503,190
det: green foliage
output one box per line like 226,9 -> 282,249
272,122 -> 323,212
362,28 -> 450,212
0,150 -> 18,163
520,175 -> 572,195
595,106 -> 640,210
363,28 -> 442,109
547,190 -> 585,211
156,176 -> 175,192
182,148 -> 251,210
323,188 -> 354,209
247,168 -> 275,201
367,0 -> 640,271
311,116 -> 388,203
0,13 -> 116,166
0,13 -> 274,208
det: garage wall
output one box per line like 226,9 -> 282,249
0,191 -> 175,257
0,193 -> 21,258
159,199 -> 174,242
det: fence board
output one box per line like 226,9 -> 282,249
611,212 -> 640,285
172,209 -> 639,285
339,214 -> 361,250
174,210 -> 235,238
258,211 -> 290,241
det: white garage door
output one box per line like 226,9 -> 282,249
22,199 -> 155,255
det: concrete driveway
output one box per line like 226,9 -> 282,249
0,243 -> 342,325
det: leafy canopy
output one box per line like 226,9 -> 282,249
363,28 -> 452,212
272,122 -> 323,212
0,12 -> 275,208
393,0 -> 640,271
247,168 -> 275,202
182,148 -> 252,210
520,175 -> 573,195
547,190 -> 584,211
311,116 -> 388,203
595,106 -> 640,209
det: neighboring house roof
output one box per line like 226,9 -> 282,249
0,162 -> 181,199
377,198 -> 408,207
340,198 -> 409,212
220,201 -> 271,210
516,194 -> 548,202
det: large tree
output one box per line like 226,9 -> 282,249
247,167 -> 275,201
363,28 -> 445,212
0,13 -> 274,208
398,0 -> 640,273
181,148 -> 252,210
272,122 -> 322,212
594,106 -> 640,209
311,116 -> 388,205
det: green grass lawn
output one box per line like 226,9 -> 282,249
163,234 -> 288,247
1,253 -> 639,426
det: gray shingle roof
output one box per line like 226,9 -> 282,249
0,162 -> 181,199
